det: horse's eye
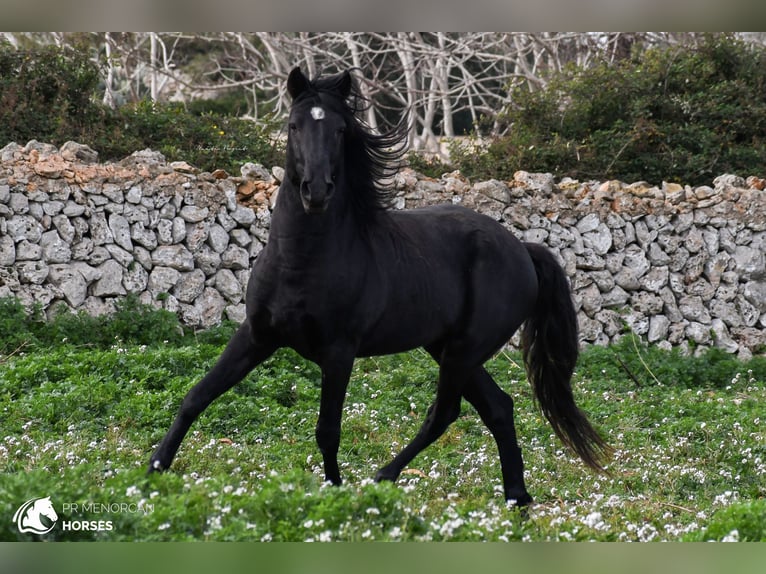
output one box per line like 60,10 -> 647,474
289,123 -> 298,132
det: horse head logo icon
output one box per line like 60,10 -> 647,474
13,497 -> 58,535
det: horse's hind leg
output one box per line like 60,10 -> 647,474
462,368 -> 532,506
374,350 -> 465,484
148,321 -> 275,473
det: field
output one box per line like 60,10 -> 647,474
1,300 -> 765,542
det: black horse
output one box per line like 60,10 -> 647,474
148,67 -> 611,506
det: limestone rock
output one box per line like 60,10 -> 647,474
184,221 -> 209,251
214,269 -> 243,303
195,287 -> 227,328
241,162 -> 272,180
108,213 -> 133,251
678,295 -> 711,323
0,235 -> 15,266
7,215 -> 42,243
123,262 -> 149,294
473,179 -> 511,204
743,281 -> 766,313
733,245 -> 765,280
17,261 -> 49,284
582,223 -> 612,255
48,264 -> 88,308
648,315 -> 670,343
207,224 -> 230,254
40,230 -> 72,264
148,266 -> 181,295
180,205 -> 210,223
91,260 -> 126,297
60,141 -> 98,163
152,245 -> 195,271
89,212 -> 113,245
173,269 -> 206,303
130,222 -> 158,251
220,245 -> 250,270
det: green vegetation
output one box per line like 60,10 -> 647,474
0,42 -> 284,173
1,297 -> 763,541
0,295 -> 237,352
5,37 -> 766,186
448,34 -> 766,186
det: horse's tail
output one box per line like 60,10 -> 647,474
521,242 -> 612,472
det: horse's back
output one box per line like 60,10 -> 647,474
387,203 -> 529,265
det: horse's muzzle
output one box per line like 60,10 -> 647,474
300,179 -> 334,214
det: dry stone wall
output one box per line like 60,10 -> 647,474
1,140 -> 765,357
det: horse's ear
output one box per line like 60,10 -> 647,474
287,67 -> 310,100
337,70 -> 352,98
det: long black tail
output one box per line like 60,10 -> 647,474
521,243 -> 612,472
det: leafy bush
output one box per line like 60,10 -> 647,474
691,500 -> 766,541
577,334 -> 766,389
0,297 -> 45,352
0,41 -> 284,174
0,42 -> 107,147
0,295 -> 238,352
97,101 -> 284,173
452,34 -> 766,185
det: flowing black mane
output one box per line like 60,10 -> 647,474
292,70 -> 408,218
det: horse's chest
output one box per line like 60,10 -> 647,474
249,253 -> 364,354
268,301 -> 329,360
254,281 -> 333,351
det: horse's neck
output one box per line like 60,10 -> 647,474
23,506 -> 41,525
271,183 -> 359,252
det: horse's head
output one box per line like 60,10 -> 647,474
36,496 -> 58,522
14,496 -> 58,534
286,67 -> 351,215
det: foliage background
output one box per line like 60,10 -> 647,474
0,42 -> 283,174
2,34 -> 766,184
447,35 -> 766,185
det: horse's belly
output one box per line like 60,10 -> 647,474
356,304 -> 453,357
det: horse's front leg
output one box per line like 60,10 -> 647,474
148,321 -> 276,473
315,351 -> 355,485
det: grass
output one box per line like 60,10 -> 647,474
1,298 -> 764,541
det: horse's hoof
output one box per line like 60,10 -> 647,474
374,467 -> 398,483
147,459 -> 165,475
325,476 -> 343,487
506,491 -> 533,508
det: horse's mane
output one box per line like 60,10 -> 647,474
296,70 -> 409,220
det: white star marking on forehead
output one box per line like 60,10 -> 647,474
310,106 -> 326,121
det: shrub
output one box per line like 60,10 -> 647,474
452,34 -> 766,186
0,41 -> 284,174
103,101 -> 284,174
692,500 -> 766,541
0,42 -> 107,147
0,295 -> 186,350
0,297 -> 44,352
578,335 -> 766,389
